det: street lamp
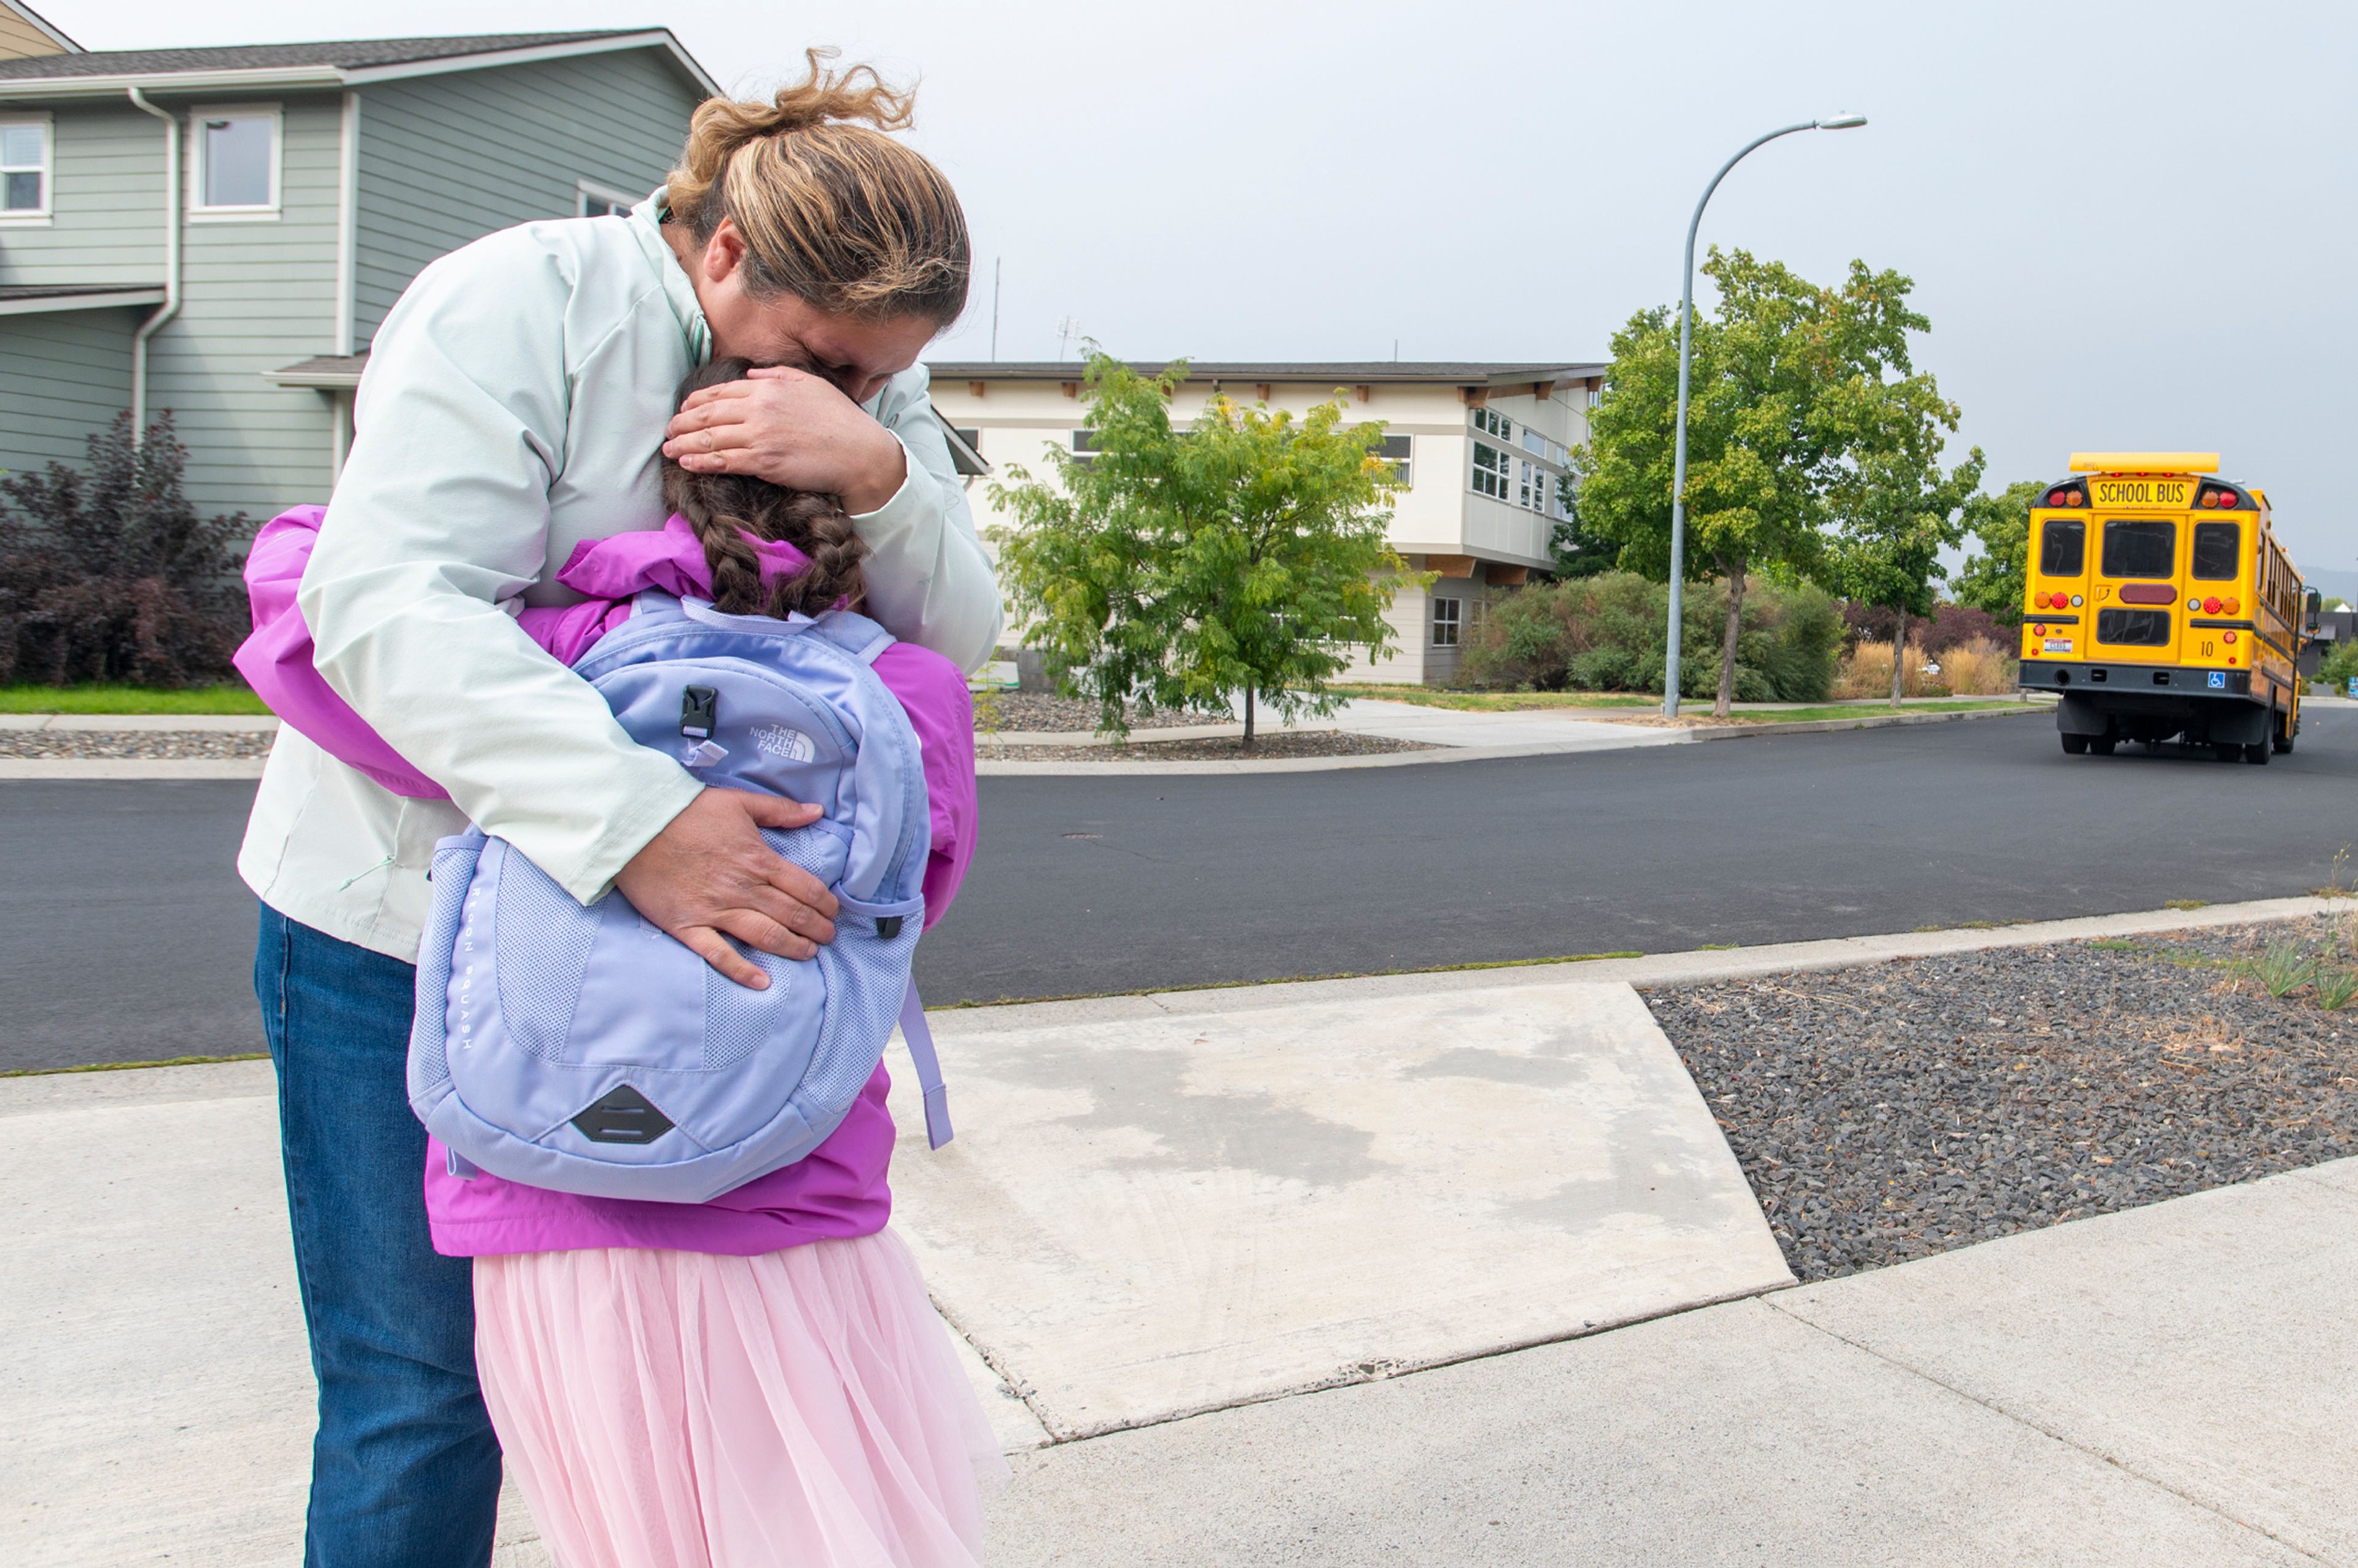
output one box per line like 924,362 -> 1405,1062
1661,112 -> 1867,717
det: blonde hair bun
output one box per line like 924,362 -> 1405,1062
667,49 -> 968,323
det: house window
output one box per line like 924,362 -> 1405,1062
0,115 -> 50,217
1070,429 -> 1100,468
1431,597 -> 1461,646
192,106 -> 279,215
577,179 -> 639,218
1374,433 -> 1412,484
1471,441 -> 1509,499
1471,406 -> 1512,442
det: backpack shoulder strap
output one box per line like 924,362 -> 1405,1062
811,610 -> 895,665
898,982 -> 953,1151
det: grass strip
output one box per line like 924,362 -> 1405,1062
1729,700 -> 2025,724
1323,685 -> 1654,712
936,949 -> 1649,1010
1,1051 -> 268,1079
0,683 -> 270,715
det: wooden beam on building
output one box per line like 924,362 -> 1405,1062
1531,380 -> 1555,400
1255,383 -> 1273,403
1460,385 -> 1488,408
1353,384 -> 1372,403
1584,375 -> 1601,392
1062,382 -> 1078,398
1486,564 -> 1530,587
967,381 -> 987,398
1423,553 -> 1479,579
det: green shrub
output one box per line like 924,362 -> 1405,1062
0,412 -> 247,688
2318,639 -> 2358,694
1463,573 -> 1839,701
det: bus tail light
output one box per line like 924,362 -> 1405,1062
2224,631 -> 2238,644
2225,597 -> 2239,614
2204,596 -> 2222,614
2219,491 -> 2238,506
2201,492 -> 2219,508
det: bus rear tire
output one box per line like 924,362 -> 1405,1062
2061,734 -> 2088,755
2244,742 -> 2270,765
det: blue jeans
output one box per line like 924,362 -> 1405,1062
255,904 -> 501,1567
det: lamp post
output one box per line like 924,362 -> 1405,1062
1662,112 -> 1866,717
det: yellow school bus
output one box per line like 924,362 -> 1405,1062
2016,453 -> 2314,763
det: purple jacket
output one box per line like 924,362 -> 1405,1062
238,506 -> 979,1256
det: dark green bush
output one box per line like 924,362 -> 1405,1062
0,412 -> 247,687
1463,572 -> 1839,702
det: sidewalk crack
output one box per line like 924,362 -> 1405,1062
1761,1298 -> 2335,1564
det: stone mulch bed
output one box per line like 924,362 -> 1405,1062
0,731 -> 276,760
978,731 -> 1435,763
973,692 -> 1223,734
1646,915 -> 2358,1283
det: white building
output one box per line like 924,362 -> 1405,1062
928,360 -> 1604,686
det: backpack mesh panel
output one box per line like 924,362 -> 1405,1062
801,917 -> 921,1108
701,825 -> 852,1071
491,850 -> 601,1062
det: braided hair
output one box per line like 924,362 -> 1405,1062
660,356 -> 870,618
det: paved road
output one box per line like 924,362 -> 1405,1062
10,706 -> 2358,1071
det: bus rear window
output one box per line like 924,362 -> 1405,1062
2096,608 -> 2171,645
2191,521 -> 2239,580
2039,519 -> 2085,576
2101,519 -> 2176,578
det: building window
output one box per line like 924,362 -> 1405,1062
0,115 -> 50,218
952,427 -> 982,452
191,105 -> 280,215
577,179 -> 639,217
1519,427 -> 1567,466
1431,597 -> 1461,646
1070,429 -> 1099,468
1471,441 -> 1509,499
1374,433 -> 1412,484
1472,406 -> 1512,442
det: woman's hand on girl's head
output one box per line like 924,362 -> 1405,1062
662,366 -> 909,515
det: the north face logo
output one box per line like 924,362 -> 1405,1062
753,724 -> 817,763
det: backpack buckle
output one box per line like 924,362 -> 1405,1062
680,685 -> 718,739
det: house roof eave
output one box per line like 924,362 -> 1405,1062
0,29 -> 718,103
0,284 -> 167,316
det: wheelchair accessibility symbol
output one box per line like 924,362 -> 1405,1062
2207,672 -> 2227,689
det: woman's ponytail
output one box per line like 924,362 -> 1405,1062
663,49 -> 968,324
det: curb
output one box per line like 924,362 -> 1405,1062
974,701 -> 2044,776
0,713 -> 278,732
925,894 -> 2341,1034
0,758 -> 268,780
0,702 -> 2044,782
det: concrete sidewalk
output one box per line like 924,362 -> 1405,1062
986,1160 -> 2358,1564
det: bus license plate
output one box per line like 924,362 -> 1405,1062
2044,637 -> 2072,653
2090,476 -> 2193,506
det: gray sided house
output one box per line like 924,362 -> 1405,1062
0,24 -> 715,520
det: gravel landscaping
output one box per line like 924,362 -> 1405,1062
978,730 -> 1434,762
1647,915 -> 2358,1282
0,731 -> 276,760
973,691 -> 1223,734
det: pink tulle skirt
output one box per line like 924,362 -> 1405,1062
473,1231 -> 1010,1568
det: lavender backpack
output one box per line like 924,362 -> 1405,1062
407,591 -> 951,1204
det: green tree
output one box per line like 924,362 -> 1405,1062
1547,483 -> 1617,578
1571,249 -> 1933,716
1951,479 -> 2047,627
1824,371 -> 1985,706
990,354 -> 1415,743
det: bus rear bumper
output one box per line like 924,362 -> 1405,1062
2018,661 -> 2272,743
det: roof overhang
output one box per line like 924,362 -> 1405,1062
263,352 -> 365,390
0,285 -> 166,316
0,30 -> 718,103
928,362 -> 1608,390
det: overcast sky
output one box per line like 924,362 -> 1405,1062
48,0 -> 2358,576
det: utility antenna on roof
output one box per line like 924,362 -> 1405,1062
1054,316 -> 1082,362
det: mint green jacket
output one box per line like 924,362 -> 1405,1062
238,196 -> 1000,961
